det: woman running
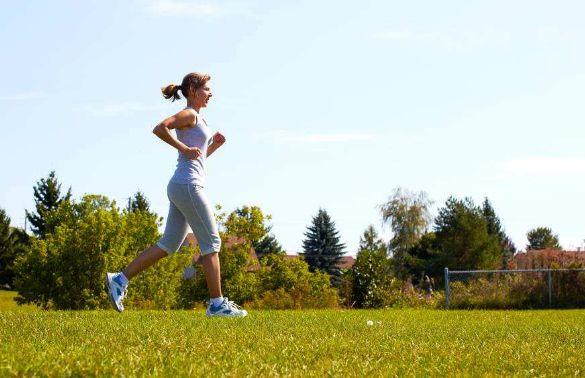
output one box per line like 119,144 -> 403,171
106,72 -> 247,317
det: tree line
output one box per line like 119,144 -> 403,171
0,172 -> 567,309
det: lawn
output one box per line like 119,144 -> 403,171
1,291 -> 584,376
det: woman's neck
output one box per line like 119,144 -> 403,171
186,99 -> 201,113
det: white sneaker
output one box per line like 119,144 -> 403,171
206,297 -> 248,318
106,272 -> 127,312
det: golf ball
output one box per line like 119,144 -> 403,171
367,320 -> 373,326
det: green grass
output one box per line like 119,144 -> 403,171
1,297 -> 585,376
0,290 -> 36,312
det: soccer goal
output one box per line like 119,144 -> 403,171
444,267 -> 585,309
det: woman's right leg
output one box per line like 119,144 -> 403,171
200,252 -> 222,298
171,183 -> 223,298
171,183 -> 247,317
122,244 -> 167,280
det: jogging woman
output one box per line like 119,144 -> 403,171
106,72 -> 247,318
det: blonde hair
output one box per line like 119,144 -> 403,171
161,72 -> 211,102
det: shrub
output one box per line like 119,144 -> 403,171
245,254 -> 339,309
372,279 -> 443,309
448,267 -> 585,309
14,195 -> 190,310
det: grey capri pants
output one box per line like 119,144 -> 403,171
156,181 -> 221,255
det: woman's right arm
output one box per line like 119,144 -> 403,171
152,109 -> 200,159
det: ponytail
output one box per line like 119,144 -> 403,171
161,84 -> 182,101
161,72 -> 211,102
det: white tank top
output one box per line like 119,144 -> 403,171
170,107 -> 213,186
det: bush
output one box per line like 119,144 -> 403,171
448,266 -> 585,309
370,279 -> 443,309
245,254 -> 339,309
14,195 -> 190,310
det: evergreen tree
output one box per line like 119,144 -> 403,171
253,233 -> 284,260
25,171 -> 71,238
482,198 -> 516,268
359,224 -> 387,252
482,198 -> 505,241
351,225 -> 391,308
526,227 -> 561,250
408,232 -> 442,279
0,209 -> 29,287
127,191 -> 152,214
301,208 -> 346,285
434,197 -> 501,270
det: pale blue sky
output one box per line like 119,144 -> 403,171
2,1 -> 585,254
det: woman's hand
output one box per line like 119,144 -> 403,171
212,132 -> 226,146
183,146 -> 202,159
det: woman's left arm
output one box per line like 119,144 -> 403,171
207,132 -> 226,157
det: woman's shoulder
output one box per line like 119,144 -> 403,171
176,108 -> 198,129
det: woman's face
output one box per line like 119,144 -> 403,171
192,82 -> 212,108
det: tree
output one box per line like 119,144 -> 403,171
526,227 -> 561,250
253,234 -> 284,260
351,225 -> 391,308
482,198 -> 505,242
379,188 -> 433,278
501,236 -> 517,269
25,171 -> 72,239
301,208 -> 346,286
408,232 -> 442,279
0,209 -> 29,287
482,198 -> 516,268
0,209 -> 12,285
127,191 -> 152,214
434,197 -> 501,271
359,224 -> 387,252
224,206 -> 271,247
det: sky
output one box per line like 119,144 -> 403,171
1,0 -> 585,255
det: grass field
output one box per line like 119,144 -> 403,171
1,291 -> 585,376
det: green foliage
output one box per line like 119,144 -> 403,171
350,225 -> 392,308
25,171 -> 72,239
301,208 -> 346,286
482,198 -> 516,268
0,209 -> 30,288
14,194 -> 188,309
126,191 -> 154,216
253,233 -> 284,260
434,197 -> 501,271
178,243 -> 339,310
379,188 -> 432,278
449,267 -> 585,309
248,254 -> 339,309
526,227 -> 561,250
481,198 -> 505,242
407,232 -> 442,279
224,206 -> 271,246
372,279 -> 444,309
